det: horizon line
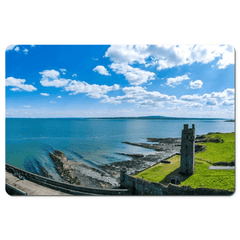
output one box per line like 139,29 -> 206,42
5,116 -> 232,120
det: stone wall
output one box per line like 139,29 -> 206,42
6,163 -> 234,196
120,169 -> 165,195
6,163 -> 130,196
6,183 -> 27,196
120,170 -> 233,196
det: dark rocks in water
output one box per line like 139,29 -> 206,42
118,153 -> 144,158
147,138 -> 162,143
53,150 -> 66,157
39,166 -> 53,179
49,150 -> 81,185
102,138 -> 181,176
49,150 -> 118,188
147,137 -> 180,144
122,141 -> 164,151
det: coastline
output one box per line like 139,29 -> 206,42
46,137 -> 182,188
101,137 -> 181,177
48,150 -> 119,188
39,131 -> 235,189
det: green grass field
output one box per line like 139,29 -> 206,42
196,132 -> 235,164
135,155 -> 180,183
135,132 -> 235,191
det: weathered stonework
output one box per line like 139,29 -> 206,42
179,124 -> 195,175
119,170 -> 233,195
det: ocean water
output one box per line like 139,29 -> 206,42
6,118 -> 234,180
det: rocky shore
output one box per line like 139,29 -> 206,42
49,150 -> 119,188
101,137 -> 182,177
45,134 -> 210,189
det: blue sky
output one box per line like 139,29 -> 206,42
5,44 -> 235,118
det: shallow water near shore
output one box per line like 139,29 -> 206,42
6,118 -> 234,179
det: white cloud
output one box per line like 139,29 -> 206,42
72,74 -> 77,77
23,105 -> 31,108
10,88 -> 21,91
205,99 -> 218,106
189,80 -> 203,89
41,78 -> 71,87
40,70 -> 70,87
40,93 -> 50,96
147,45 -> 190,70
202,88 -> 234,100
101,85 -> 234,113
50,101 -> 56,104
217,45 -> 235,69
5,77 -> 37,92
105,45 -> 149,64
93,65 -> 111,76
138,100 -> 165,108
180,88 -> 234,107
101,97 -> 122,104
57,96 -> 62,98
6,45 -> 17,51
65,80 -> 120,98
23,49 -> 29,54
39,69 -> 120,99
166,74 -> 190,87
221,100 -> 234,106
60,68 -> 67,74
101,86 -> 177,108
14,46 -> 20,52
5,45 -> 35,55
188,45 -> 219,64
180,94 -> 202,101
40,69 -> 60,79
105,44 -> 234,71
183,102 -> 203,108
110,63 -> 156,85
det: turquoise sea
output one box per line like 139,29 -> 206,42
6,118 -> 234,180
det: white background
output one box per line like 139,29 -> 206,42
1,1 -> 239,240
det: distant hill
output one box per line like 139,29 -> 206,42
6,116 -> 231,120
88,116 -> 228,120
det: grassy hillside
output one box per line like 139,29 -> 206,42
196,132 -> 235,164
135,132 -> 235,191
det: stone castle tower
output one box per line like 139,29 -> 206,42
179,124 -> 195,175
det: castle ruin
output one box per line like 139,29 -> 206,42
179,124 -> 195,175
